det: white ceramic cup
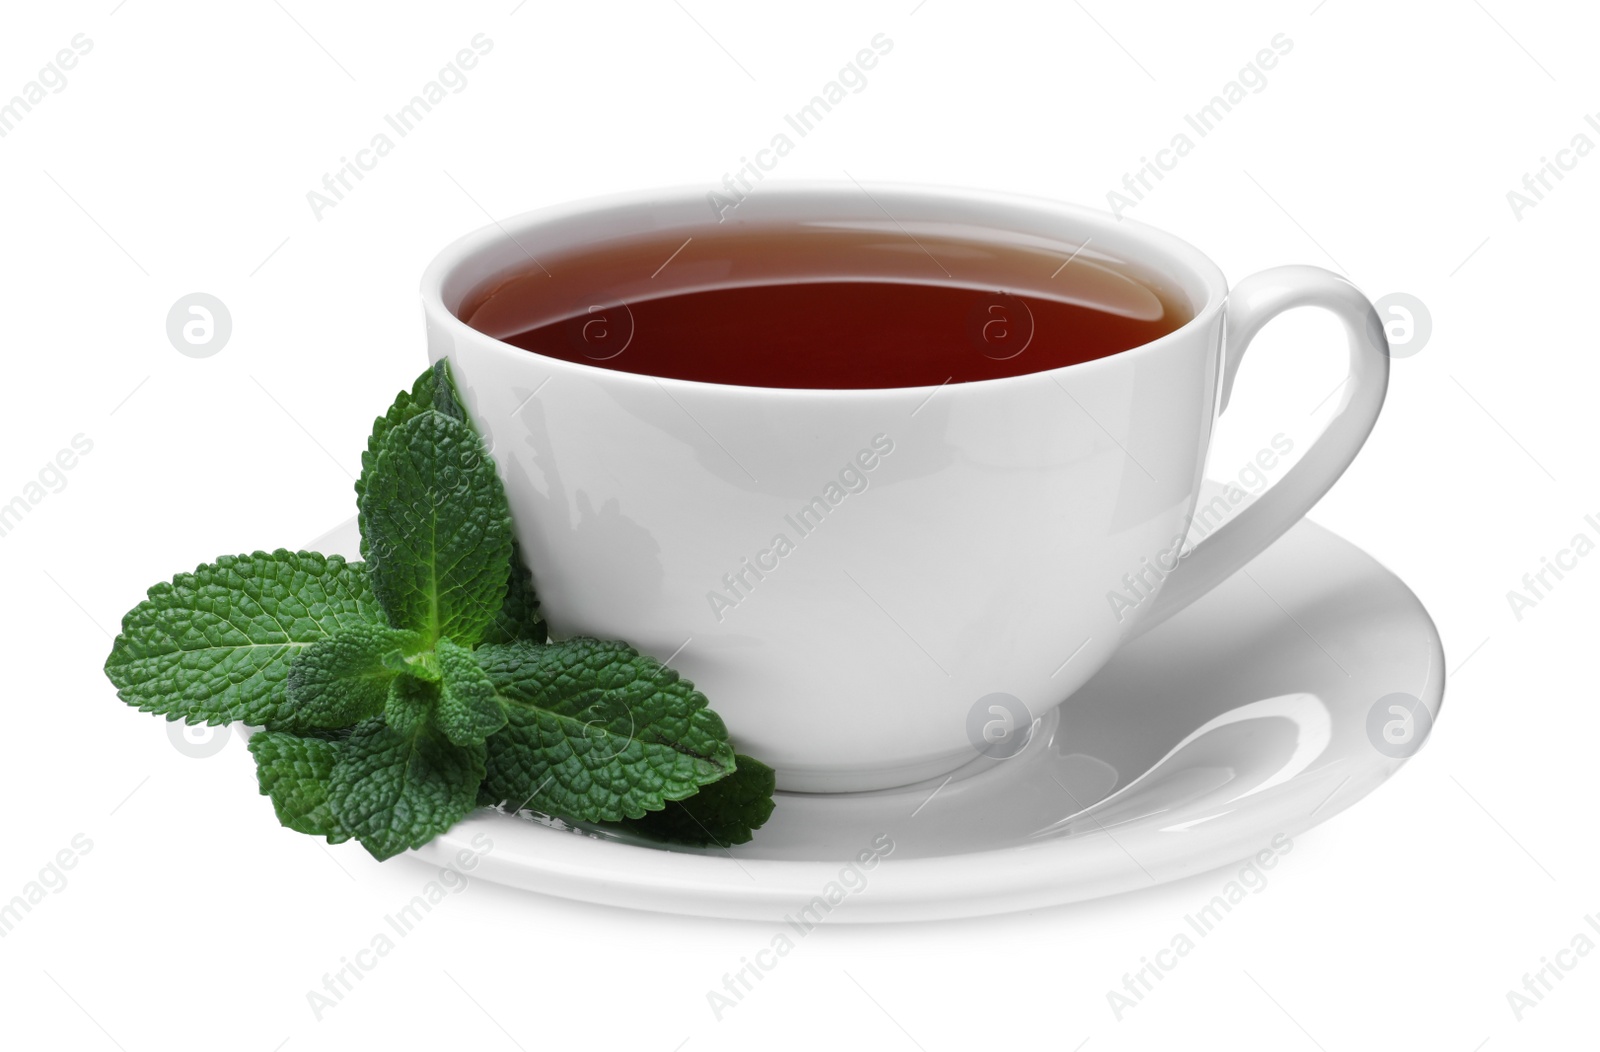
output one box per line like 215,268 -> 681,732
421,183 -> 1388,792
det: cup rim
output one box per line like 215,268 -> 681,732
420,180 -> 1229,397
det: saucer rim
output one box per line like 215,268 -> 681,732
389,517 -> 1443,922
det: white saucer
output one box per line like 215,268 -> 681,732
311,512 -> 1444,922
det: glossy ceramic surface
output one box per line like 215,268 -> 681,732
419,184 -> 1391,791
312,510 -> 1443,922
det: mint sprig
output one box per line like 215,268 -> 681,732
623,753 -> 777,847
326,716 -> 486,860
360,411 -> 513,647
105,361 -> 775,861
103,551 -> 381,727
280,622 -> 419,731
248,730 -> 350,843
476,638 -> 736,821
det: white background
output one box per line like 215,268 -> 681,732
2,1 -> 1595,1048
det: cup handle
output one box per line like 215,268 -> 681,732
1131,264 -> 1390,636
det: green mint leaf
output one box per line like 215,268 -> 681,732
104,551 -> 381,727
356,360 -> 467,558
358,361 -> 546,647
360,411 -> 514,647
383,675 -> 435,737
621,754 -> 777,847
327,716 -> 485,861
279,622 -> 418,732
475,639 -> 735,823
435,638 -> 507,746
478,542 -> 549,646
247,731 -> 351,843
